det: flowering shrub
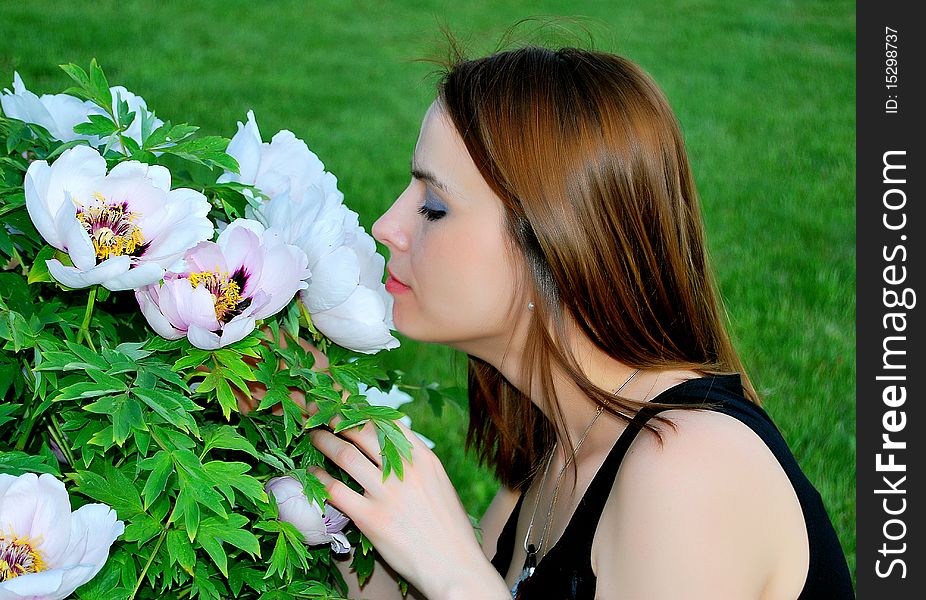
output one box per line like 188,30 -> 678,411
0,61 -> 449,599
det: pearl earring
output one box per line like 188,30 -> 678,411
527,302 -> 535,311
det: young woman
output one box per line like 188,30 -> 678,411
307,46 -> 854,599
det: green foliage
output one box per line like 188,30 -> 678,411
0,0 -> 856,587
0,59 -> 457,598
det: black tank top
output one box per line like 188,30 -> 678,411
490,374 -> 854,599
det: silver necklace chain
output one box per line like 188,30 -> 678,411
522,368 -> 641,558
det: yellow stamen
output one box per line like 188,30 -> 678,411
0,531 -> 47,582
75,192 -> 146,261
188,270 -> 244,322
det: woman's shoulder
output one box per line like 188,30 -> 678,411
591,407 -> 809,598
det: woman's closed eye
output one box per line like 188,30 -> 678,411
417,188 -> 447,221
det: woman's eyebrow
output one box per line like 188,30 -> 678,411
410,160 -> 452,195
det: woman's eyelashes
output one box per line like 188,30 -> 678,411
417,188 -> 447,221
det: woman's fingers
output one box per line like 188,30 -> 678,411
309,466 -> 371,519
310,428 -> 384,492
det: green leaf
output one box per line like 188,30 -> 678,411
65,340 -> 110,370
376,419 -> 414,481
0,450 -> 61,476
138,363 -> 186,389
72,465 -> 143,515
0,402 -> 21,428
167,528 -> 197,575
197,531 -> 228,577
172,449 -> 227,520
59,63 -> 92,94
139,450 -> 173,508
144,122 -> 199,150
214,375 -> 238,420
278,521 -> 309,570
280,397 -> 303,444
173,348 -> 210,371
134,387 -> 199,435
111,395 -> 144,445
122,514 -> 162,546
266,532 -> 288,581
174,487 -> 201,541
89,59 -> 113,110
161,136 -> 239,172
27,245 -> 56,284
350,538 -> 376,588
202,425 -> 259,458
285,469 -> 329,507
213,349 -> 257,381
72,114 -> 117,137
203,461 -> 267,505
190,562 -> 225,599
44,139 -> 88,160
198,514 -> 261,577
227,565 -> 266,596
54,381 -> 123,402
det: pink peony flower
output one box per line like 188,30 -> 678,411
265,476 -> 350,554
135,219 -> 309,350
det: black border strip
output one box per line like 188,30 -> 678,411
857,1 -> 923,595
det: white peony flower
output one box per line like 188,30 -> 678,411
264,476 -> 350,554
106,85 -> 163,148
135,219 -> 310,350
25,145 -> 214,291
0,472 -> 124,600
1,73 -> 163,150
216,110 -> 325,205
220,111 -> 398,354
359,383 -> 435,449
1,73 -> 98,144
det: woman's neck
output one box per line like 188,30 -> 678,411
459,316 -> 700,455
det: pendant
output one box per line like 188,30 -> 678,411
511,544 -> 538,597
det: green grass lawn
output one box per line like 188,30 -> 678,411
0,0 -> 856,580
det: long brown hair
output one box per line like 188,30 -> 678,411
436,46 -> 757,490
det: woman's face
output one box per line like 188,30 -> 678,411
372,103 -> 524,356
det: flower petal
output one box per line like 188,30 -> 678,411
156,277 -> 220,332
43,146 -> 108,224
55,195 -> 96,271
216,315 -> 257,347
186,324 -> 223,350
23,159 -> 59,248
0,565 -> 65,598
136,287 -> 186,340
46,256 -> 131,290
53,503 -> 124,598
310,286 -> 399,354
137,188 -> 213,265
328,531 -> 351,554
302,244 -> 359,312
183,241 -> 229,275
219,110 -> 263,185
101,261 -> 164,291
0,473 -> 72,565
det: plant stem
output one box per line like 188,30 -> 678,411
14,358 -> 38,450
130,528 -> 167,600
47,414 -> 77,467
78,286 -> 98,351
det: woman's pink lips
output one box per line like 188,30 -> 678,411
385,269 -> 411,294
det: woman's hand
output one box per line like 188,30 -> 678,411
309,416 -> 510,599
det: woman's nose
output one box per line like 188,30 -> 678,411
372,188 -> 412,252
